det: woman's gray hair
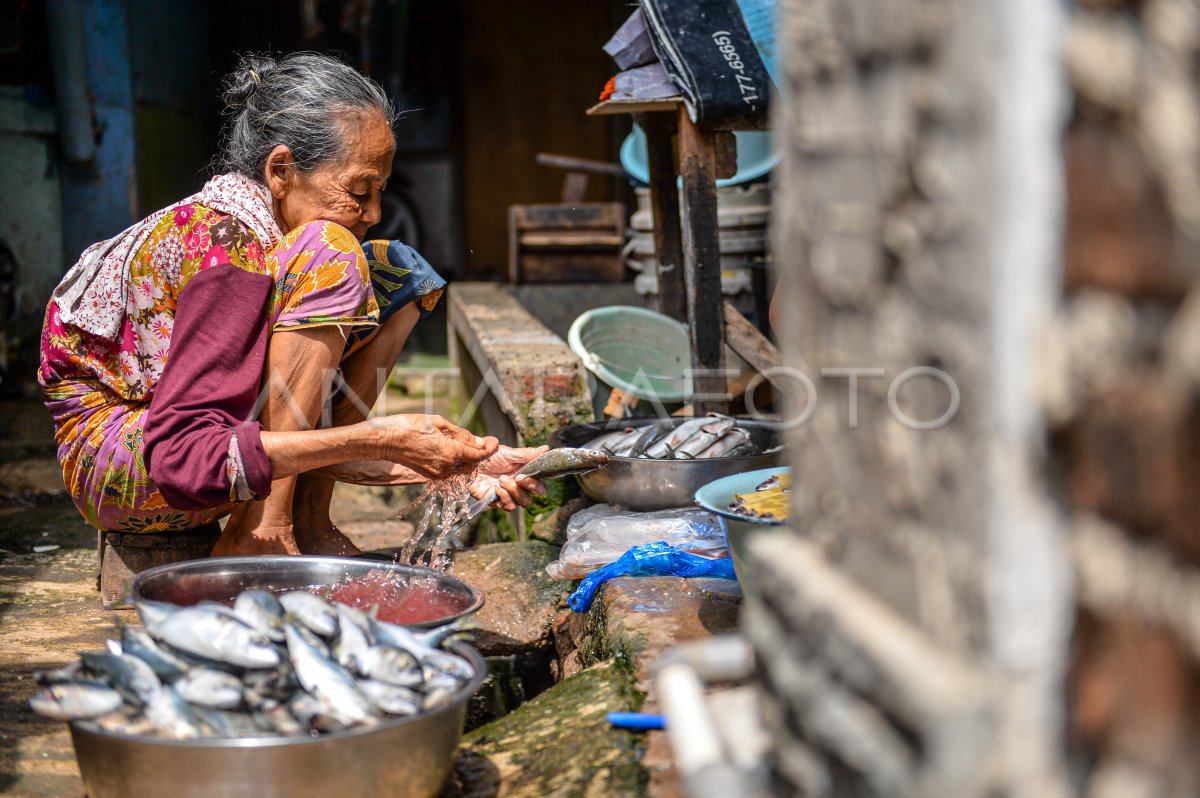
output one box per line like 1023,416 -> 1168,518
217,52 -> 396,180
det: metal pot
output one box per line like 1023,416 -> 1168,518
70,642 -> 486,798
131,555 -> 485,628
550,418 -> 782,511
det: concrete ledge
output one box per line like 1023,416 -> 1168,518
447,283 -> 592,446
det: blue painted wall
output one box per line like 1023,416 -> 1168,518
59,0 -> 137,261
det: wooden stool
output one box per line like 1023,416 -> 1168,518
98,524 -> 221,608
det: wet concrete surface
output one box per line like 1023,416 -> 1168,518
1,397 -> 110,798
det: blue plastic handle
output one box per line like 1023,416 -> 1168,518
607,712 -> 666,731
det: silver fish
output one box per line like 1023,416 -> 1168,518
30,683 -> 123,720
359,680 -> 420,715
614,425 -> 663,457
415,617 -> 475,649
88,710 -> 155,736
288,621 -> 332,660
80,651 -> 162,707
582,427 -> 639,455
514,448 -> 610,480
279,591 -> 339,639
145,686 -> 202,739
151,608 -> 281,669
120,625 -> 190,682
34,661 -> 88,686
133,598 -> 179,630
369,617 -> 475,681
420,679 -> 460,712
642,416 -> 713,458
257,703 -> 308,736
175,668 -> 243,710
725,440 -> 757,457
233,590 -> 286,642
242,663 -> 299,706
193,705 -> 268,738
695,426 -> 752,459
674,417 -> 737,458
284,624 -> 375,726
333,604 -> 372,673
194,600 -> 250,620
357,646 -> 423,687
287,692 -> 334,730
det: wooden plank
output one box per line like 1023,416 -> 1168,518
588,97 -> 683,116
519,233 -> 624,248
588,98 -> 770,131
535,152 -> 626,177
509,202 -> 625,283
676,107 -> 727,414
642,113 -> 687,323
518,251 -> 624,283
723,301 -> 781,373
511,203 -> 624,227
715,132 -> 738,180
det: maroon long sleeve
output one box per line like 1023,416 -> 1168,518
143,263 -> 274,510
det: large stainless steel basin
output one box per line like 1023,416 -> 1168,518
131,555 -> 484,628
550,417 -> 782,510
70,642 -> 486,798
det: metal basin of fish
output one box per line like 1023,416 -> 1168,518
132,556 -> 484,628
550,418 -> 782,511
69,642 -> 485,798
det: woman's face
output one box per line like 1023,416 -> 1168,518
264,111 -> 394,240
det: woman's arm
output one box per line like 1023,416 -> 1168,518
306,459 -> 425,486
145,258 -> 494,509
258,414 -> 495,481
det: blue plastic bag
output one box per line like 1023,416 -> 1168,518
567,541 -> 737,612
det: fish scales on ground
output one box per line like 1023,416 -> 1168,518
582,414 -> 768,460
30,587 -> 478,739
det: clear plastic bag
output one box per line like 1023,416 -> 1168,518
567,542 -> 737,612
546,504 -> 727,579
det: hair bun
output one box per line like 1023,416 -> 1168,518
222,54 -> 278,111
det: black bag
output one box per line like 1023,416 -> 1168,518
638,0 -> 773,123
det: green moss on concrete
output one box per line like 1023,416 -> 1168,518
474,507 -> 519,544
461,659 -> 648,797
573,596 -> 650,678
523,475 -> 581,530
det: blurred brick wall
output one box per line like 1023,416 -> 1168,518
1057,1 -> 1200,794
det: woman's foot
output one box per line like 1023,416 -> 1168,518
292,473 -> 361,556
211,523 -> 302,556
294,521 -> 362,556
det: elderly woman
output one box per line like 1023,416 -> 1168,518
39,53 -> 541,559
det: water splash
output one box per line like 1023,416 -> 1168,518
396,460 -> 489,570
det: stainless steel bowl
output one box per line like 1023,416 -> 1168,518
70,642 -> 486,798
131,555 -> 484,628
550,418 -> 782,511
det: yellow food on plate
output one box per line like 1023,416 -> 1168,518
729,472 -> 791,521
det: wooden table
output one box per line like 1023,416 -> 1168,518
588,97 -> 766,414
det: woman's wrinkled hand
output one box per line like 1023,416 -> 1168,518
367,415 -> 498,480
469,445 -> 549,511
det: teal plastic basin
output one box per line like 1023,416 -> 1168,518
620,126 -> 780,188
568,305 -> 692,417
